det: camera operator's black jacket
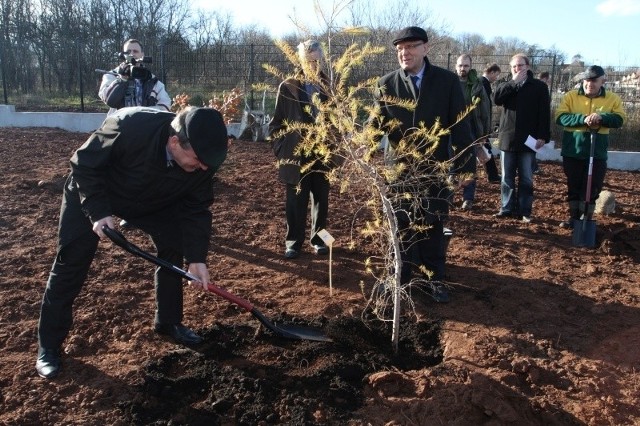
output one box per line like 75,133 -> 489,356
99,67 -> 171,115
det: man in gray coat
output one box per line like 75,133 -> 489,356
375,26 -> 476,303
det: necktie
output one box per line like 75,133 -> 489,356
410,75 -> 420,94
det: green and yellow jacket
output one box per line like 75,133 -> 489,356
555,87 -> 626,160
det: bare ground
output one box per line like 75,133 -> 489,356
1,127 -> 639,425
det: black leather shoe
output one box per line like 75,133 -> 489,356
154,323 -> 203,346
312,244 -> 329,255
36,347 -> 61,379
284,248 -> 299,259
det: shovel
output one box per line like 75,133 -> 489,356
572,129 -> 597,248
102,226 -> 332,342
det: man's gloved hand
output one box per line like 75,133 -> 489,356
117,62 -> 131,78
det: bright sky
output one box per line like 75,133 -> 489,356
191,0 -> 640,67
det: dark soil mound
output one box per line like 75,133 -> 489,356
119,316 -> 442,425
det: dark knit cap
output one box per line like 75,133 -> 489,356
184,107 -> 228,169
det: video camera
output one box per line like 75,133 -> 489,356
116,52 -> 153,80
117,52 -> 153,66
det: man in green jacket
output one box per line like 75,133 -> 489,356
555,65 -> 626,228
36,106 -> 228,379
455,54 -> 491,211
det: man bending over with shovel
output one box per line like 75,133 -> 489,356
36,106 -> 228,379
555,65 -> 626,229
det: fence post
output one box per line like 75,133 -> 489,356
550,54 -> 557,94
249,43 -> 255,110
160,41 -> 166,85
0,38 -> 8,104
77,39 -> 85,112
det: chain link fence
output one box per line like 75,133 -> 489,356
1,42 -> 638,151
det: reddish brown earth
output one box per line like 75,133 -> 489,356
1,127 -> 639,425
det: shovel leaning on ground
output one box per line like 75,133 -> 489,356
572,129 -> 598,248
102,226 -> 332,342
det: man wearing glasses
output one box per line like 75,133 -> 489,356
35,107 -> 228,379
374,26 -> 475,303
493,54 -> 550,223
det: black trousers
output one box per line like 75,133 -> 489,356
284,171 -> 330,251
562,156 -> 607,205
395,200 -> 446,284
38,180 -> 185,350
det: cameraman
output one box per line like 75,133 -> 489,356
99,39 -> 171,115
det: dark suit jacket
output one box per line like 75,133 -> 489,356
377,58 -> 475,172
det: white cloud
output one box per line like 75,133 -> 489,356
596,0 -> 640,16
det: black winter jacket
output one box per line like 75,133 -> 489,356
493,70 -> 551,152
66,107 -> 223,262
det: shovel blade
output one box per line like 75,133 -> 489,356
572,219 -> 596,248
251,308 -> 332,342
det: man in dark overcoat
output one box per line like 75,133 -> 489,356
375,26 -> 476,303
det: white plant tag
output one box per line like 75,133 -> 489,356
317,229 -> 334,246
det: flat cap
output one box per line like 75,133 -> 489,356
577,65 -> 605,80
184,107 -> 228,170
392,26 -> 428,46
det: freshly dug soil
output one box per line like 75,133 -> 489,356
1,128 -> 639,425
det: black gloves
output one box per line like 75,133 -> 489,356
117,62 -> 131,77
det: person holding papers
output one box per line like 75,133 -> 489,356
493,53 -> 550,223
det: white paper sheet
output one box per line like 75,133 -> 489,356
525,135 -> 541,153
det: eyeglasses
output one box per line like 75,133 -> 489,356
395,42 -> 424,53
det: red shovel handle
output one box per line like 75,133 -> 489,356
102,225 -> 254,312
205,283 -> 254,311
585,128 -> 598,204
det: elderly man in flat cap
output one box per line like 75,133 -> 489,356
555,65 -> 626,228
375,26 -> 476,303
36,106 -> 228,379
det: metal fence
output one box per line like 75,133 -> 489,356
1,42 -> 638,151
